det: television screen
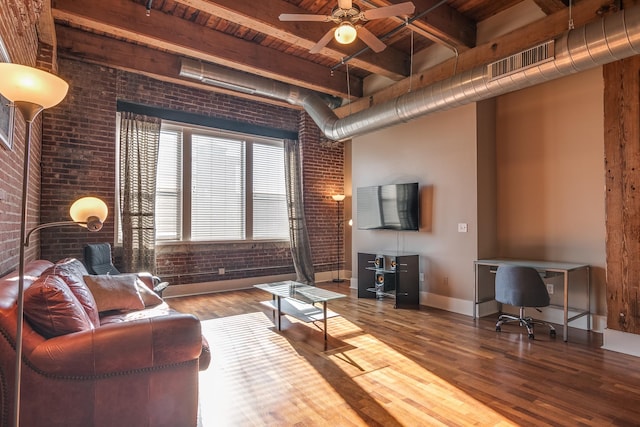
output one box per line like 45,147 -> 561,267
357,182 -> 419,230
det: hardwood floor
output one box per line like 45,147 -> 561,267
168,283 -> 640,426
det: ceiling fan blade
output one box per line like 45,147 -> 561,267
310,28 -> 337,54
362,1 -> 416,20
279,13 -> 331,22
357,26 -> 387,53
337,0 -> 353,9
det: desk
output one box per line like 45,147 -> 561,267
474,259 -> 590,342
254,281 -> 345,341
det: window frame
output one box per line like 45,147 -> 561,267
157,121 -> 289,244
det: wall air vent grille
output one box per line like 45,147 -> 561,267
487,40 -> 555,80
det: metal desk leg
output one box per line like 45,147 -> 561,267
563,271 -> 569,342
587,266 -> 591,332
473,262 -> 478,319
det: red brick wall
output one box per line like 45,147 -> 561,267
0,0 -> 46,276
298,113 -> 346,274
36,57 -> 344,284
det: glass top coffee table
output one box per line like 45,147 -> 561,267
254,281 -> 345,340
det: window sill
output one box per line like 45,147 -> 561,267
156,239 -> 290,253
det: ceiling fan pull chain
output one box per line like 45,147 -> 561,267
346,61 -> 352,114
568,0 -> 574,30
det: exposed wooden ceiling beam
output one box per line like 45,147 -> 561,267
174,0 -> 410,80
532,0 -> 569,15
55,25 -> 303,109
334,0 -> 614,117
361,0 -> 476,50
52,0 -> 362,98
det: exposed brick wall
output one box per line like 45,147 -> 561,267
40,60 -> 118,262
0,0 -> 46,276
298,113 -> 345,273
35,57 -> 345,284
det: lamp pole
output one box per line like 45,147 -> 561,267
0,63 -> 69,427
332,194 -> 345,283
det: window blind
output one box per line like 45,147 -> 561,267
156,129 -> 182,240
253,142 -> 288,240
154,123 -> 288,242
191,133 -> 245,240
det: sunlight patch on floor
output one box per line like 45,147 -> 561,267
198,312 -> 517,426
199,312 -> 365,426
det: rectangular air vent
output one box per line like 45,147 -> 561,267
487,40 -> 555,80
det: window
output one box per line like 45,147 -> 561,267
156,123 -> 288,242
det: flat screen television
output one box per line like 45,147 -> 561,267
357,182 -> 419,231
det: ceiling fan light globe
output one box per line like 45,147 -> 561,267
335,22 -> 357,45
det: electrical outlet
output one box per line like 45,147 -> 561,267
218,268 -> 225,275
546,283 -> 554,295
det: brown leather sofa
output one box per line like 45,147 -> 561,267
0,258 -> 210,427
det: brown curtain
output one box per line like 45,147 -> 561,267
284,139 -> 315,284
119,112 -> 161,273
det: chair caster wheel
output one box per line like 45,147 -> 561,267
528,333 -> 535,339
550,330 -> 556,337
496,326 -> 501,332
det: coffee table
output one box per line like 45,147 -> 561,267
254,281 -> 345,340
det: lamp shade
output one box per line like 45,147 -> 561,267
70,197 -> 108,231
334,22 -> 357,45
332,194 -> 346,201
0,63 -> 68,109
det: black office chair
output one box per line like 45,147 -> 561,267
494,265 -> 556,339
83,243 -> 169,297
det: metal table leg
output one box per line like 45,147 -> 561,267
323,301 -> 327,341
276,295 -> 282,331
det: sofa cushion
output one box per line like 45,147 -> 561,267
24,274 -> 94,338
84,274 -> 145,312
136,278 -> 164,307
43,258 -> 100,327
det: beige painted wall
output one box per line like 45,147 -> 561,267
351,103 -> 480,304
350,68 -> 606,318
495,67 -> 606,315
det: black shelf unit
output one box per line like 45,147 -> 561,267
357,252 -> 419,308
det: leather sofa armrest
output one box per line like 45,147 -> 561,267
27,313 -> 202,377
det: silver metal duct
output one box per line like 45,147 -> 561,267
180,5 -> 640,142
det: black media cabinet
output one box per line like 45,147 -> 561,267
357,252 -> 419,309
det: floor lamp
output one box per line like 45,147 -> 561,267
0,63 -> 80,427
332,194 -> 346,283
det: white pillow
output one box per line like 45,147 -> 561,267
83,274 -> 145,312
135,278 -> 164,307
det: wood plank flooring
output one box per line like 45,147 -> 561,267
168,283 -> 640,426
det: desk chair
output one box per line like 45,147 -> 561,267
495,265 -> 556,339
84,243 -> 168,297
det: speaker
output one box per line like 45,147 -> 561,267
375,272 -> 385,298
374,255 -> 384,270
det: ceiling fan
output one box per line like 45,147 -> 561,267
279,0 -> 416,54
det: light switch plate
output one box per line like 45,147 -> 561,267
457,223 -> 468,233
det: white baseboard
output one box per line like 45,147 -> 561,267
163,273 -> 297,298
421,291 -> 473,316
602,329 -> 640,357
164,270 -> 354,298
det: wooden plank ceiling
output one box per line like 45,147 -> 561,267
51,0 -> 612,108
